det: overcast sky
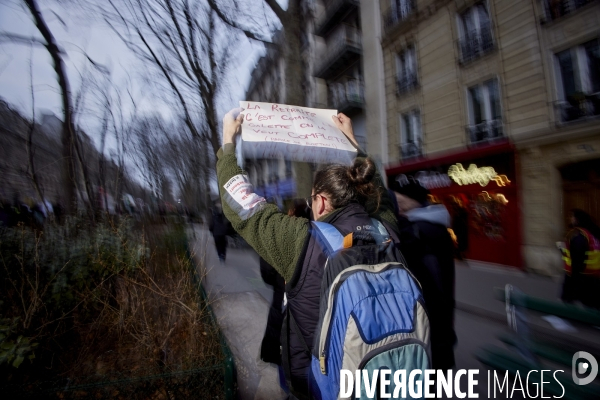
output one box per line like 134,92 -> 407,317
0,0 -> 285,150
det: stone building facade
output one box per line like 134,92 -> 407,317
376,0 -> 600,275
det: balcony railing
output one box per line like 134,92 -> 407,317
329,80 -> 365,113
315,25 -> 362,79
466,120 -> 504,144
396,74 -> 419,95
383,0 -> 416,35
399,138 -> 423,160
554,93 -> 600,124
315,0 -> 360,36
457,25 -> 494,64
544,0 -> 597,22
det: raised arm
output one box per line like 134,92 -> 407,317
216,109 -> 310,281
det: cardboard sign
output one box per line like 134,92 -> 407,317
239,101 -> 357,165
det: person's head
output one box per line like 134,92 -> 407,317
389,177 -> 430,214
571,209 -> 595,229
308,158 -> 380,220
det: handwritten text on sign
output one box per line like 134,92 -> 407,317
239,101 -> 357,164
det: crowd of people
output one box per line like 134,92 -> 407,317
0,197 -> 64,228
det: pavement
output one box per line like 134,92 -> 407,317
189,225 -> 600,399
189,226 -> 286,400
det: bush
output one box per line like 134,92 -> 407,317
0,217 -> 224,397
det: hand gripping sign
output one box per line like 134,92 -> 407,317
239,101 -> 357,165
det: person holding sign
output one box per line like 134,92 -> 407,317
216,108 -> 401,399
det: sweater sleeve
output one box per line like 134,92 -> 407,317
216,144 -> 309,282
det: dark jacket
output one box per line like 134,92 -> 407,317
285,203 -> 379,394
402,204 -> 456,370
209,208 -> 231,237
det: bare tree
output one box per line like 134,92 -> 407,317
21,0 -> 85,214
130,116 -> 170,200
102,0 -> 238,157
209,0 -> 307,107
209,0 -> 314,195
24,44 -> 49,216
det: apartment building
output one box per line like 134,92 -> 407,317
377,0 -> 600,274
312,0 -> 368,149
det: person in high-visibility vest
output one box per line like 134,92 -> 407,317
560,209 -> 600,309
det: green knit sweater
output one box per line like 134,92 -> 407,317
216,143 -> 398,282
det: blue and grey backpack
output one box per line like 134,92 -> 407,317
308,219 -> 430,400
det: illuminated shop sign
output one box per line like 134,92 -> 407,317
447,163 -> 511,187
396,171 -> 452,190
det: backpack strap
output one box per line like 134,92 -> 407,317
370,218 -> 391,244
312,219 -> 392,255
311,221 -> 345,257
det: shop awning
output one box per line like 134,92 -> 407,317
386,140 -> 514,176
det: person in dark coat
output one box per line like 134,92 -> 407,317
560,209 -> 600,309
389,178 -> 457,370
450,199 -> 469,259
209,202 -> 230,262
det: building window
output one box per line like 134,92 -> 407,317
384,0 -> 416,33
544,0 -> 596,22
399,109 -> 422,159
396,45 -> 418,95
554,39 -> 600,123
457,2 -> 494,64
392,0 -> 415,21
466,79 -> 504,144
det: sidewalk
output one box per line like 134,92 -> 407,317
189,226 -> 286,400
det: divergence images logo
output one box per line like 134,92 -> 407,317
572,351 -> 598,386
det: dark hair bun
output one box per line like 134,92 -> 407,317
348,158 -> 376,185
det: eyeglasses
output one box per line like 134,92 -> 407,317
305,194 -> 319,209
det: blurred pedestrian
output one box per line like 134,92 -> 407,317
209,202 -> 230,262
560,209 -> 600,309
389,178 -> 457,370
450,198 -> 469,260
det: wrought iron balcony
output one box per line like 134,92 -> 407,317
329,80 -> 364,115
466,120 -> 504,144
314,0 -> 360,37
383,0 -> 416,35
315,25 -> 362,80
544,0 -> 597,22
399,138 -> 423,160
396,74 -> 419,95
457,26 -> 494,65
554,93 -> 600,124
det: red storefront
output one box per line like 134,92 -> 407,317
386,141 -> 522,269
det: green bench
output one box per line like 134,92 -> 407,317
491,287 -> 600,326
474,286 -> 600,399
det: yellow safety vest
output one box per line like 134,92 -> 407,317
562,227 -> 600,276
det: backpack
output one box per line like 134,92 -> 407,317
308,219 -> 431,400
